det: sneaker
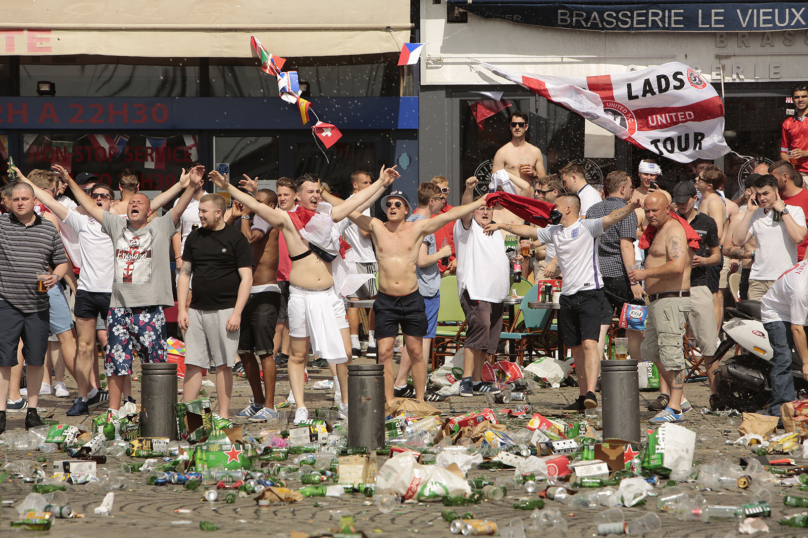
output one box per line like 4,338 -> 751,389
6,398 -> 28,412
460,378 -> 474,397
233,362 -> 245,375
563,396 -> 586,412
339,402 -> 349,420
87,389 -> 109,407
709,393 -> 726,412
649,406 -> 684,424
334,380 -> 342,405
647,394 -> 670,412
249,407 -> 279,422
393,385 -> 416,398
21,383 -> 52,397
25,408 -> 44,430
680,398 -> 692,414
351,347 -> 362,358
125,396 -> 136,404
583,391 -> 598,409
473,382 -> 502,395
236,403 -> 263,418
312,358 -> 329,368
0,410 -> 5,435
66,397 -> 89,416
366,346 -> 377,358
54,382 -> 70,398
286,391 -> 296,406
423,389 -> 448,402
294,407 -> 309,425
274,353 -> 289,366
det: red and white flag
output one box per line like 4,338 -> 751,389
483,62 -> 730,163
312,121 -> 342,149
250,36 -> 286,76
182,134 -> 199,162
145,137 -> 168,170
469,100 -> 511,130
89,134 -> 129,159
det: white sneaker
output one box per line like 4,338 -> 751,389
294,407 -> 309,425
286,391 -> 296,405
334,378 -> 342,404
54,382 -> 70,398
339,402 -> 349,420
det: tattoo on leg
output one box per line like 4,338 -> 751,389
673,369 -> 684,391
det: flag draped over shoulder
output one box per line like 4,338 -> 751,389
638,212 -> 702,250
482,62 -> 730,163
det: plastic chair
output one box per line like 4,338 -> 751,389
431,276 -> 466,370
499,283 -> 555,364
506,279 -> 534,330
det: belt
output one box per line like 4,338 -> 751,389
648,290 -> 690,303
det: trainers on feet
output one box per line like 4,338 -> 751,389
423,389 -> 448,402
6,398 -> 28,412
393,385 -> 416,398
87,389 -> 109,407
583,391 -> 598,409
649,406 -> 683,424
312,358 -> 329,368
294,407 -> 309,425
563,396 -> 586,412
54,382 -> 70,398
366,346 -> 377,358
236,403 -> 263,418
0,410 -> 5,435
473,382 -> 502,395
680,398 -> 693,414
647,394 -> 670,412
351,347 -> 361,358
25,408 -> 44,430
339,402 -> 349,420
249,407 -> 279,422
125,396 -> 136,404
460,378 -> 474,397
274,353 -> 289,366
233,361 -> 245,375
66,397 -> 89,416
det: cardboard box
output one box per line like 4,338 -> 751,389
550,439 -> 579,455
389,446 -> 423,463
569,460 -> 610,481
192,427 -> 252,471
445,409 -> 497,434
53,460 -> 97,477
338,453 -> 378,486
595,440 -> 642,472
543,455 -> 571,478
289,420 -> 332,445
782,399 -> 808,437
176,398 -> 212,443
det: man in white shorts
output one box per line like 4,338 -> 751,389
178,194 -> 253,420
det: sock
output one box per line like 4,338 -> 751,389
87,387 -> 98,399
660,392 -> 670,398
670,408 -> 681,414
394,384 -> 408,390
350,335 -> 360,348
368,330 -> 376,346
333,375 -> 339,385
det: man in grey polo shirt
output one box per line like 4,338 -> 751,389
0,182 -> 68,433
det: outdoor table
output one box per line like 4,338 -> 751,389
528,301 -> 564,359
502,295 -> 523,331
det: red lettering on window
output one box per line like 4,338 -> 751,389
151,103 -> 168,124
99,173 -> 112,186
140,173 -> 153,189
8,103 -> 27,123
88,104 -> 104,124
27,30 -> 51,53
0,31 -> 23,53
69,104 -> 85,124
38,103 -> 59,123
132,104 -> 147,124
109,103 -> 128,124
134,146 -> 145,161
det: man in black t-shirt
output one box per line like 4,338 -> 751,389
672,182 -> 722,411
178,193 -> 253,419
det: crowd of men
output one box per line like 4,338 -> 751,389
1,86 -> 808,432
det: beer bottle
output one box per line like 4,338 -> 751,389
301,473 -> 328,484
513,499 -> 544,510
298,485 -> 327,497
442,495 -> 470,506
8,156 -> 16,181
225,492 -> 237,504
780,514 -> 808,527
784,494 -> 808,508
200,521 -> 220,531
33,484 -> 67,494
513,258 -> 522,283
442,509 -> 460,522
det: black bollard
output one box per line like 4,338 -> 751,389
347,364 -> 385,450
140,362 -> 178,439
601,359 -> 641,443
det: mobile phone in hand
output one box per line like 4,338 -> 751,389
650,181 -> 658,190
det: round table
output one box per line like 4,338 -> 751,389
344,299 -> 375,309
527,302 -> 560,309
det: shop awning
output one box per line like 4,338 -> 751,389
447,0 -> 808,32
0,0 -> 412,57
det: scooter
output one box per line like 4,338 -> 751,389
709,300 -> 807,412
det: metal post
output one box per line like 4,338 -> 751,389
347,364 -> 385,450
601,360 -> 641,443
140,362 -> 178,439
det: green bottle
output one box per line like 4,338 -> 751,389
514,499 -> 544,510
799,474 -> 808,485
32,484 -> 67,494
779,514 -> 808,527
288,446 -> 317,454
468,478 -> 496,489
200,521 -> 220,531
185,479 -> 201,491
442,509 -> 460,522
298,485 -> 327,497
442,495 -> 470,506
768,466 -> 788,476
784,494 -> 808,508
739,501 -> 770,518
479,461 -> 506,470
225,492 -> 236,504
301,473 -> 327,484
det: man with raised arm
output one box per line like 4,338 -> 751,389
70,165 -> 202,413
209,167 -> 399,424
344,182 -> 488,402
486,192 -> 639,411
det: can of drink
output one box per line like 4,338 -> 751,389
494,393 -> 511,404
168,472 -> 188,485
204,490 -> 218,502
154,478 -> 168,486
45,504 -> 73,518
510,392 -> 526,401
543,285 -> 553,302
185,472 -> 203,482
645,476 -> 659,487
450,519 -> 464,534
461,520 -> 497,536
737,475 -> 752,489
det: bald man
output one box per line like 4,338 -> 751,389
628,192 -> 693,424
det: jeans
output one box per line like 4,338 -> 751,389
763,321 -> 796,417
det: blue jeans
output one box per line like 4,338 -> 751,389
763,321 -> 796,417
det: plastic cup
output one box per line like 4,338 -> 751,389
614,338 -> 629,360
375,494 -> 397,514
593,507 -> 624,526
626,513 -> 661,535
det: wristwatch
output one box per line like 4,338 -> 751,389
241,215 -> 251,220
781,208 -> 790,216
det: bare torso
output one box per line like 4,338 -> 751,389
494,141 -> 545,184
276,210 -> 335,290
252,227 -> 280,286
371,220 -> 423,296
644,218 -> 692,294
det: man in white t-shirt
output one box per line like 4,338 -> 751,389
760,259 -> 808,417
559,162 -> 602,216
732,174 -> 807,300
488,193 -> 639,411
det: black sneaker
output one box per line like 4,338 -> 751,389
460,378 -> 474,397
393,385 -> 416,398
647,394 -> 670,412
233,361 -> 245,375
0,410 -> 5,435
6,398 -> 28,412
366,346 -> 377,358
87,389 -> 109,407
563,396 -> 586,412
66,397 -> 89,416
312,358 -> 329,368
583,391 -> 598,409
473,382 -> 502,395
423,389 -> 448,402
351,347 -> 362,358
709,393 -> 726,412
25,408 -> 44,430
125,396 -> 136,404
274,353 -> 289,366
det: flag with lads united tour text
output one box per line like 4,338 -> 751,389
483,62 -> 730,163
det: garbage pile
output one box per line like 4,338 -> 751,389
6,366 -> 808,535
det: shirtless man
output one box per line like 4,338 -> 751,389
228,190 -> 282,422
630,160 -> 662,211
210,168 -> 398,424
110,169 -> 140,216
345,187 -> 488,401
492,111 -> 545,191
628,192 -> 693,424
697,165 -> 728,333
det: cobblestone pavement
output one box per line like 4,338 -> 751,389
1,358 -> 806,537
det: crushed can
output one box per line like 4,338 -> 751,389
462,520 -> 497,536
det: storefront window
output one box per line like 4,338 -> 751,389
294,141 -> 376,199
20,57 -> 199,97
213,136 -> 279,186
546,103 -> 617,187
22,133 -> 199,190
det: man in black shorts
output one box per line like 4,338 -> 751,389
585,171 -> 644,365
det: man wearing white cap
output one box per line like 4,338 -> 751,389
631,160 -> 663,263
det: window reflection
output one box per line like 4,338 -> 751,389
214,136 -> 280,186
294,141 -> 376,200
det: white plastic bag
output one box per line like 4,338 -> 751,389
524,358 -> 572,387
375,452 -> 470,501
436,450 -> 483,475
618,477 -> 652,507
514,456 -> 548,479
430,349 -> 465,388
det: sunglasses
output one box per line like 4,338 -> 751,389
83,187 -> 94,194
386,201 -> 403,209
440,187 -> 450,194
90,193 -> 111,200
535,189 -> 554,195
510,122 -> 527,128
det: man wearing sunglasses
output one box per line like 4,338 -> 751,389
492,111 -> 545,192
345,184 -> 489,402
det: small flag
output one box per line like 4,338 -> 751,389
23,134 -> 38,153
278,71 -> 300,94
145,137 -> 168,170
89,134 -> 129,159
250,36 -> 286,76
468,100 -> 512,130
312,121 -> 342,149
397,43 -> 424,66
182,134 -> 199,162
298,98 -> 312,125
